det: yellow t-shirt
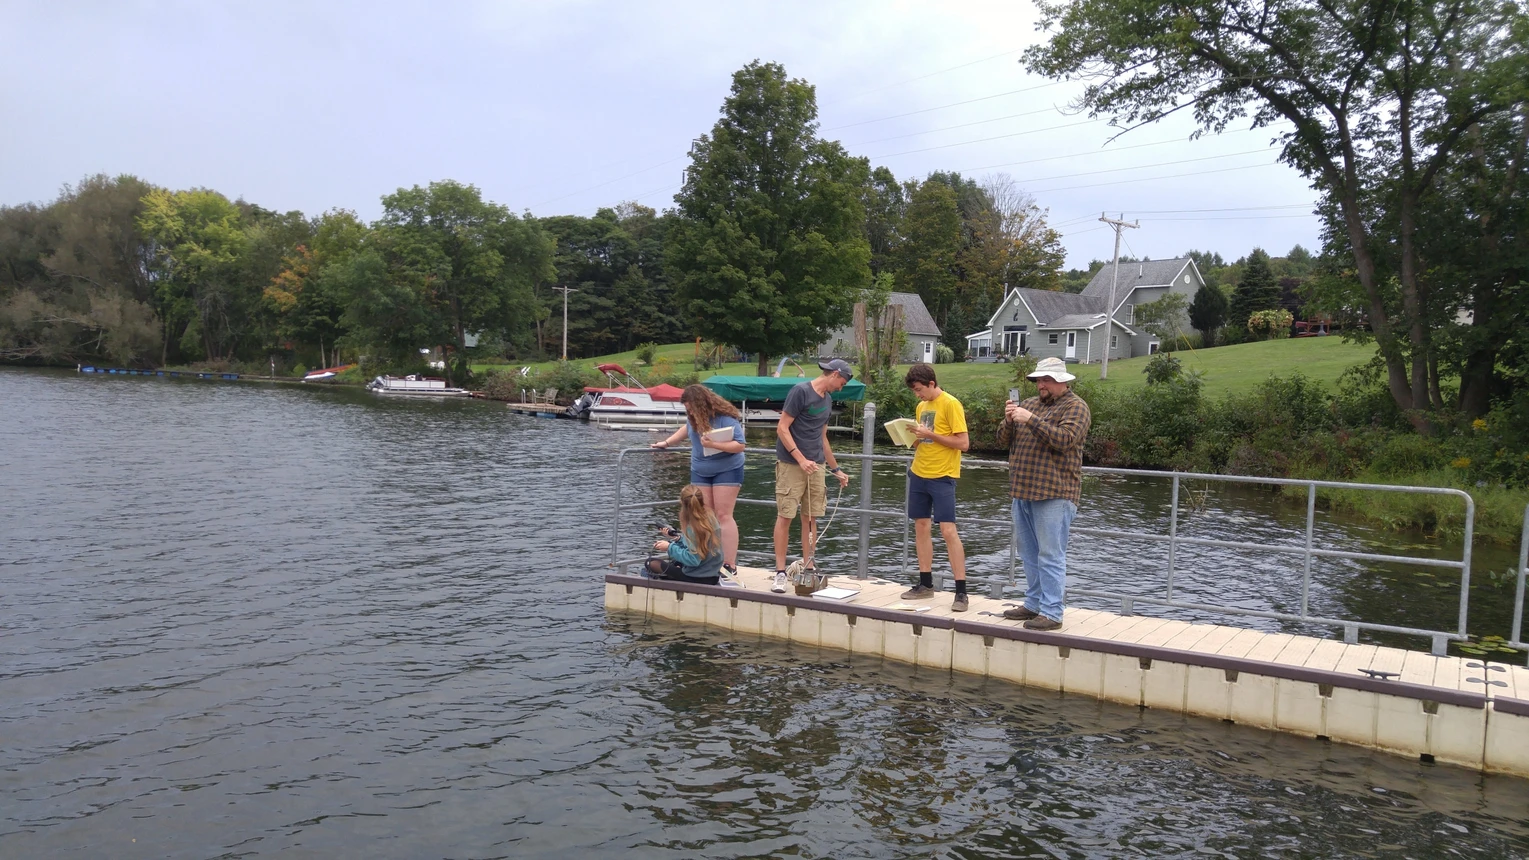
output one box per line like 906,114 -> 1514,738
911,390 -> 967,479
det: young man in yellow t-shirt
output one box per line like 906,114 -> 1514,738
900,363 -> 970,611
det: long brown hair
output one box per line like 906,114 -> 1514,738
680,383 -> 740,434
678,484 -> 720,559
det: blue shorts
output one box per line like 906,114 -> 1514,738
908,472 -> 957,523
691,464 -> 744,487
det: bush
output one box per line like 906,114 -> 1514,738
1247,309 -> 1295,340
1156,333 -> 1201,353
1143,353 -> 1182,385
291,363 -> 308,378
934,343 -> 955,364
635,342 -> 659,367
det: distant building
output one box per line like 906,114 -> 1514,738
817,291 -> 943,363
966,257 -> 1206,363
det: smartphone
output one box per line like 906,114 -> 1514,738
1008,388 -> 1020,403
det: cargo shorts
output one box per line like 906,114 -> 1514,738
775,461 -> 827,520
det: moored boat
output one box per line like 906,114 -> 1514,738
303,364 -> 354,382
566,363 -> 687,426
366,375 -> 471,396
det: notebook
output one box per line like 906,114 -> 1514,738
699,426 -> 733,457
883,418 -> 918,447
810,587 -> 860,601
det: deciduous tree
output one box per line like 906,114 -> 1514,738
668,61 -> 872,376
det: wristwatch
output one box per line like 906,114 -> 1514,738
829,467 -> 844,475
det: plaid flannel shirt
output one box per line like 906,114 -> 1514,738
998,388 -> 1091,504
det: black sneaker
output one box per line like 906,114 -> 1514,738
901,584 -> 935,600
951,593 -> 969,612
1023,616 -> 1062,631
1002,605 -> 1039,621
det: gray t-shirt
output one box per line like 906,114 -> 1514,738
775,381 -> 832,464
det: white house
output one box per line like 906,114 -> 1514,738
966,257 -> 1206,363
818,291 -> 943,364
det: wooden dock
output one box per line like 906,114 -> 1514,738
606,565 -> 1529,777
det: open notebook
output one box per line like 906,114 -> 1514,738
884,418 -> 918,448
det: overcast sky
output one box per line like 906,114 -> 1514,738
1,0 -> 1321,268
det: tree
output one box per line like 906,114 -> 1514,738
1024,0 -> 1529,429
1228,248 -> 1280,334
362,180 -> 553,378
1133,292 -> 1190,342
667,61 -> 871,376
138,188 -> 250,363
983,173 -> 1066,293
1188,282 -> 1229,346
896,179 -> 963,326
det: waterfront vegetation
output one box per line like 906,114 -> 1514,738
4,6 -> 1526,538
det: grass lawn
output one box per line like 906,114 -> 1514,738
487,337 -> 1377,400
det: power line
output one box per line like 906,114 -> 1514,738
824,82 -> 1070,131
529,155 -> 688,210
823,49 -> 1029,105
867,118 -> 1101,159
1027,161 -> 1284,194
845,105 -> 1069,148
1007,148 -> 1276,186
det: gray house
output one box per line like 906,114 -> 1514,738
966,257 -> 1205,363
818,291 -> 943,364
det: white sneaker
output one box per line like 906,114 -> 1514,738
771,571 -> 788,593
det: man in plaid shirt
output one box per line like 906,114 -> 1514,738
998,357 -> 1091,630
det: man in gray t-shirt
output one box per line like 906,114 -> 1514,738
771,359 -> 854,593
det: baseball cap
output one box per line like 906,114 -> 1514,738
817,358 -> 854,381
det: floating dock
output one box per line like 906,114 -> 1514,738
606,566 -> 1529,777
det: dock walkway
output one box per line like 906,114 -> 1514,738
606,565 -> 1529,777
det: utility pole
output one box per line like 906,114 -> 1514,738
553,285 -> 578,361
1097,213 -> 1139,380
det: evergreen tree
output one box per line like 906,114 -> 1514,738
1187,282 -> 1229,346
1228,248 -> 1278,332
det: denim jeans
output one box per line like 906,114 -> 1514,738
1012,498 -> 1077,622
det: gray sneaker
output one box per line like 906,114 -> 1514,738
901,584 -> 935,600
771,572 -> 788,593
951,593 -> 969,612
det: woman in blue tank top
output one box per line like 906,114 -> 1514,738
651,385 -> 746,575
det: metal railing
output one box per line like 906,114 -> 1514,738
612,402 -> 1485,657
1509,504 -> 1529,665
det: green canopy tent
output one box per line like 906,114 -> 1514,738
702,375 -> 865,403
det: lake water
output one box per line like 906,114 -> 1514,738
3,368 -> 1527,858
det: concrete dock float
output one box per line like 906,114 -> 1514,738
606,566 -> 1529,778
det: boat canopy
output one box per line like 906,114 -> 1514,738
702,375 -> 865,402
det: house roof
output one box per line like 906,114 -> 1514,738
885,291 -> 941,336
1045,314 -> 1138,336
1081,258 -> 1194,307
986,288 -> 1100,328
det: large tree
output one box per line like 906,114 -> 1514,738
1025,0 -> 1529,429
362,180 -> 554,377
1228,248 -> 1280,333
667,61 -> 872,376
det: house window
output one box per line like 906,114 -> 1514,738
1148,342 -> 1160,355
1124,304 -> 1134,324
1184,274 -> 1191,284
1110,335 -> 1119,349
1048,333 -> 1058,345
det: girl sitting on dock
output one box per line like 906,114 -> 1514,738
647,485 -> 725,585
650,384 -> 746,576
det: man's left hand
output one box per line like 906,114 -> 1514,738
831,469 -> 850,489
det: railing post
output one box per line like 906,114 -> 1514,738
613,450 -> 625,567
1300,483 -> 1316,619
1513,504 -> 1528,664
857,401 -> 876,580
1459,494 -> 1475,639
1166,475 -> 1179,602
